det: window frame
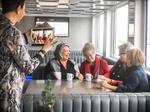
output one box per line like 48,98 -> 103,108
145,0 -> 150,69
110,3 -> 129,59
99,14 -> 105,54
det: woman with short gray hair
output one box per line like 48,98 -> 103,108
45,43 -> 83,80
119,42 -> 133,54
118,42 -> 133,63
103,42 -> 133,84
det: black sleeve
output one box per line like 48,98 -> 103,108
44,61 -> 56,79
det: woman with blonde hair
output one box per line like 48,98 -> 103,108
80,42 -> 110,79
100,48 -> 149,92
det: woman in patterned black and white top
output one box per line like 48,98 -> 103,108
0,0 -> 56,111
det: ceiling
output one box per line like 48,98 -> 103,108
25,0 -> 127,17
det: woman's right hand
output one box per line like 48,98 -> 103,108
77,73 -> 84,81
42,34 -> 57,53
96,76 -> 111,84
102,77 -> 111,83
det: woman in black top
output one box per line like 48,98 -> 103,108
45,43 -> 83,80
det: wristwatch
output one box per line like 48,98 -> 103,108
39,49 -> 46,55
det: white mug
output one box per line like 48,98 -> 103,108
85,73 -> 93,81
67,73 -> 74,81
97,75 -> 104,80
54,72 -> 61,80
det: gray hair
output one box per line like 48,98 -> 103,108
54,43 -> 70,60
118,42 -> 133,54
82,42 -> 95,56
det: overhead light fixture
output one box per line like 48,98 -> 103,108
36,4 -> 40,8
100,1 -> 104,4
39,2 -> 58,6
58,4 -> 69,8
59,0 -> 69,4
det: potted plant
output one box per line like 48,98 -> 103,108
39,80 -> 55,112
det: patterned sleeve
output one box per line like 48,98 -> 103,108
6,28 -> 40,74
44,60 -> 56,79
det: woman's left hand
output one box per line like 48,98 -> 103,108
77,73 -> 84,81
100,79 -> 118,91
42,35 -> 57,53
100,80 -> 110,88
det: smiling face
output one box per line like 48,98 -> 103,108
85,50 -> 96,63
82,43 -> 96,64
60,46 -> 70,61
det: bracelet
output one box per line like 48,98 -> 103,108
110,79 -> 112,83
110,79 -> 114,84
35,53 -> 43,60
39,49 -> 46,55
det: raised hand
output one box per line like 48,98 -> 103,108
42,34 -> 57,53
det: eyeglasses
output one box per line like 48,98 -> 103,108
119,53 -> 126,56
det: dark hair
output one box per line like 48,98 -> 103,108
1,0 -> 25,14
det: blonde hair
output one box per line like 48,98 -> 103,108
82,43 -> 95,57
127,48 -> 145,66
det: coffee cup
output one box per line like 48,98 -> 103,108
54,72 -> 61,80
85,73 -> 93,81
67,73 -> 74,81
97,75 -> 104,80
